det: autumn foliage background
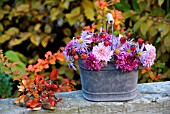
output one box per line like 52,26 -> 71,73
0,0 -> 170,99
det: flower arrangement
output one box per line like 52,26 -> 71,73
64,1 -> 156,72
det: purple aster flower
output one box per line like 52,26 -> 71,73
111,35 -> 121,51
63,39 -> 79,59
81,31 -> 94,44
83,53 -> 101,71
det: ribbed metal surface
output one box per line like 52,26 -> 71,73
78,60 -> 138,101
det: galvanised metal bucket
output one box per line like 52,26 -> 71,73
78,59 -> 138,101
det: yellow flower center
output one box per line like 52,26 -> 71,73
127,49 -> 131,53
115,49 -> 120,54
138,52 -> 142,56
78,38 -> 83,43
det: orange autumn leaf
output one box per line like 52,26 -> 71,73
26,98 -> 42,108
141,69 -> 147,74
56,52 -> 65,62
146,67 -> 151,71
149,72 -> 155,80
45,51 -> 52,59
60,47 -> 65,51
50,69 -> 58,81
95,0 -> 109,9
83,23 -> 97,32
111,10 -> 123,20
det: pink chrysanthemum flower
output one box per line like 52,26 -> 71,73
83,53 -> 101,71
92,42 -> 113,62
114,52 -> 139,72
139,44 -> 156,67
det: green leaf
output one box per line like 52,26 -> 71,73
147,20 -> 154,28
115,0 -> 131,11
0,34 -> 11,44
58,66 -> 66,75
122,10 -> 135,19
65,68 -> 74,80
62,37 -> 71,44
34,23 -> 41,31
0,23 -> 4,32
63,28 -> 71,36
63,0 -> 75,9
16,4 -> 30,12
158,0 -> 164,6
164,12 -> 170,20
44,24 -> 52,33
41,36 -> 50,48
82,0 -> 95,21
133,15 -> 147,32
5,27 -> 19,36
5,50 -> 27,74
50,8 -> 60,21
30,35 -> 41,46
8,32 -> 31,47
15,52 -> 28,63
65,7 -> 81,26
0,9 -> 8,20
161,26 -> 170,38
149,26 -> 158,38
150,8 -> 166,16
140,22 -> 148,36
65,7 -> 81,18
155,37 -> 161,44
132,0 -> 140,13
164,33 -> 170,47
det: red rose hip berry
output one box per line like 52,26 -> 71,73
101,33 -> 106,38
104,41 -> 110,46
127,32 -> 131,37
74,55 -> 79,60
130,45 -> 136,51
71,48 -> 76,55
138,38 -> 143,45
77,35 -> 81,39
120,37 -> 126,44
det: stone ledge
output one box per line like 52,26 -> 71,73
0,81 -> 170,114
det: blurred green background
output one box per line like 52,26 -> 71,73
0,0 -> 170,98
